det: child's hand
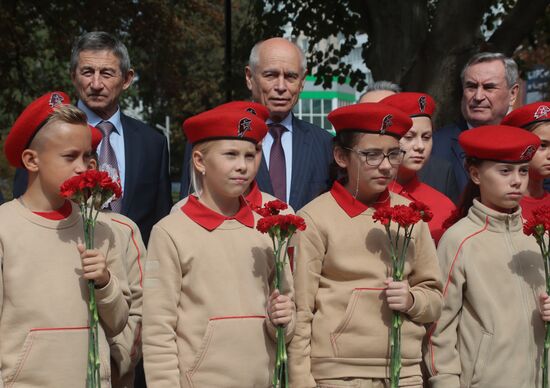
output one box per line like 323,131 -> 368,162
384,278 -> 414,313
78,243 -> 110,288
540,292 -> 550,322
267,289 -> 294,327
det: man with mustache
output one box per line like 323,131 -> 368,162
432,52 -> 520,195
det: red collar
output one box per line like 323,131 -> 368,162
245,181 -> 262,208
33,200 -> 73,220
389,175 -> 421,198
330,181 -> 391,218
181,195 -> 255,231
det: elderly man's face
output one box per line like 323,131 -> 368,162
461,60 -> 518,127
71,50 -> 134,120
245,39 -> 305,122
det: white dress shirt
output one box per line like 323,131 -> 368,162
78,101 -> 126,191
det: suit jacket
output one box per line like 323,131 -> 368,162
179,115 -> 333,211
13,113 -> 172,244
432,120 -> 469,194
418,156 -> 460,204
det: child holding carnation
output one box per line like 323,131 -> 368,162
288,103 -> 443,387
142,106 -> 295,387
501,101 -> 550,219
425,125 -> 550,387
0,92 -> 130,387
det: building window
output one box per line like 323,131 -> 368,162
294,98 -> 335,131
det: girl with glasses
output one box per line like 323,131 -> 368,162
288,103 -> 443,388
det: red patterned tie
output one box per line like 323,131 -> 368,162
97,121 -> 122,212
269,123 -> 287,201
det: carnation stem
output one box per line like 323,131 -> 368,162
84,212 -> 100,388
271,237 -> 289,387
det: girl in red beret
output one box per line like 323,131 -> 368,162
381,92 -> 456,244
288,103 -> 442,388
425,125 -> 549,387
502,101 -> 550,219
142,107 -> 295,388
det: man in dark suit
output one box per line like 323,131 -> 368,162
13,32 -> 171,244
179,38 -> 333,210
432,52 -> 520,196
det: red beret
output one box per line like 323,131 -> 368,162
501,101 -> 550,128
90,125 -> 103,152
459,125 -> 541,162
4,91 -> 71,167
211,101 -> 270,121
183,108 -> 268,145
327,102 -> 412,139
380,92 -> 436,118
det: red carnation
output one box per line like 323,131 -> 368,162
373,206 -> 393,226
392,204 -> 421,228
410,201 -> 433,223
254,201 -> 306,386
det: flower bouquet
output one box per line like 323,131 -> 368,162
523,205 -> 550,388
373,201 -> 432,388
255,200 -> 306,388
60,170 -> 122,388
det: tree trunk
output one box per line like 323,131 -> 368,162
401,0 -> 492,128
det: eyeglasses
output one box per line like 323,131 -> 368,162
344,147 -> 405,166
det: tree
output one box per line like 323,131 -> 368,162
260,0 -> 550,126
0,0 -> 263,197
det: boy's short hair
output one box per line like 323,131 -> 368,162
43,104 -> 88,129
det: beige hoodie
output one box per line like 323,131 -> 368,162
143,204 -> 295,388
0,200 -> 130,388
425,199 -> 545,388
288,187 -> 443,387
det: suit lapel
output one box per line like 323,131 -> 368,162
120,114 -> 139,214
256,155 -> 273,194
289,116 -> 311,206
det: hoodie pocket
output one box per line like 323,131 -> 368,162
464,330 -> 493,387
329,288 -> 391,358
6,326 -> 111,387
185,315 -> 272,388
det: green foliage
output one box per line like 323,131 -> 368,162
0,0 -> 263,190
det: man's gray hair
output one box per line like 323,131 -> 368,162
70,31 -> 132,76
360,80 -> 402,100
248,39 -> 307,75
460,52 -> 518,88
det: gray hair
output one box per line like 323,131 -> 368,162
460,52 -> 518,88
248,39 -> 307,75
70,31 -> 132,76
360,80 -> 402,100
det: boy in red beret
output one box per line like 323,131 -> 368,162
142,106 -> 295,387
425,125 -> 548,387
288,103 -> 442,387
381,92 -> 456,244
0,92 -> 130,387
502,101 -> 550,219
